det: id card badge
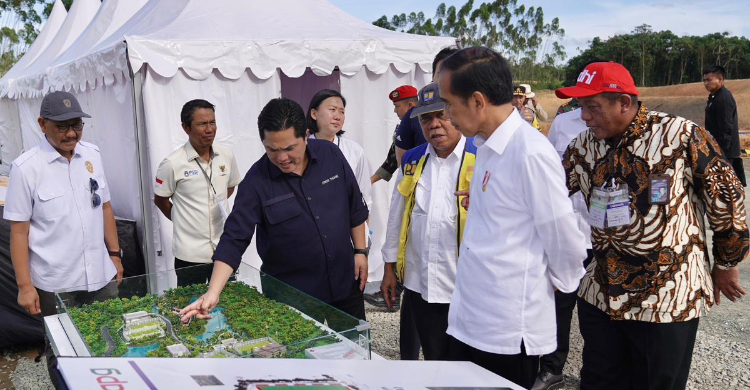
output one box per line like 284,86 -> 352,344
213,191 -> 229,221
589,188 -> 608,229
606,184 -> 630,228
649,174 -> 670,205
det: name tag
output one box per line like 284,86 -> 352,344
589,183 -> 631,229
321,174 -> 339,185
649,174 -> 670,205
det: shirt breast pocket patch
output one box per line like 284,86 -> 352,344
36,187 -> 67,219
263,193 -> 302,225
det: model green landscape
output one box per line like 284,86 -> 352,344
67,282 -> 338,358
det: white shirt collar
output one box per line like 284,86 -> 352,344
474,108 -> 523,156
184,141 -> 218,162
426,135 -> 467,160
41,137 -> 82,163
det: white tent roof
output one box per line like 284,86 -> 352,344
2,0 -> 101,97
5,0 -> 454,98
0,0 -> 67,87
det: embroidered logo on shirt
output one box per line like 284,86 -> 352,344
85,161 -> 94,173
184,170 -> 199,177
404,161 -> 418,176
321,175 -> 339,185
220,165 -> 226,173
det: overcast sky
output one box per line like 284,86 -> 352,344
330,0 -> 750,61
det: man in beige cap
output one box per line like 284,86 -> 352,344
520,83 -> 549,121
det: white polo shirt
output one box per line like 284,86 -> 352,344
154,142 -> 241,263
446,109 -> 587,356
3,139 -> 116,292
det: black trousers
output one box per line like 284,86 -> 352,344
449,336 -> 539,389
38,281 -> 118,389
539,289 -> 578,375
731,157 -> 746,186
399,287 -> 421,360
539,249 -> 593,375
578,298 -> 698,390
404,288 -> 450,360
174,258 -> 214,287
330,283 -> 366,321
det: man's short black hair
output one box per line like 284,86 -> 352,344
704,65 -> 726,78
432,47 -> 459,74
440,47 -> 513,106
258,98 -> 307,141
181,99 -> 215,126
307,89 -> 347,136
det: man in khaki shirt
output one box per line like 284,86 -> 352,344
154,99 -> 241,286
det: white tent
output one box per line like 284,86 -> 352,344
0,0 -> 67,172
1,0 -> 454,291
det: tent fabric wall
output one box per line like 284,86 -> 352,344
140,66 -> 281,275
340,65 -> 432,283
0,100 -> 23,174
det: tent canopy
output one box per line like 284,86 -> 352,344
5,0 -> 454,98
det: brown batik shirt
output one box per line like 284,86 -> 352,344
563,104 -> 748,322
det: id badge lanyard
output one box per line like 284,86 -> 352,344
195,156 -> 229,222
589,147 -> 631,229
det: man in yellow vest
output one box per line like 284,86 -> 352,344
381,82 -> 476,360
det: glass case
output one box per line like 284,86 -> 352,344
53,263 -> 371,360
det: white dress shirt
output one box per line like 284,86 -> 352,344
4,139 -> 116,292
310,134 -> 373,208
446,109 -> 587,356
382,137 -> 466,303
547,108 -> 592,249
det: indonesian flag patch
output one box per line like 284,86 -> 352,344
155,177 -> 163,187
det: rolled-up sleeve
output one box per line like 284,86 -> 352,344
522,151 -> 587,293
212,179 -> 261,270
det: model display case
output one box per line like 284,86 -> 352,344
53,263 -> 371,360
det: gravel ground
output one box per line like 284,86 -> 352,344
2,164 -> 750,390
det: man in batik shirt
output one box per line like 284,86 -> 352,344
558,61 -> 748,390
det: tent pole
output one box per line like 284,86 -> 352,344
128,61 -> 158,294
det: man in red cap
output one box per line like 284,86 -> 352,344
371,86 -> 418,184
558,62 -> 748,390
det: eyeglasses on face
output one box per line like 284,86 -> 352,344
89,178 -> 101,208
55,121 -> 85,133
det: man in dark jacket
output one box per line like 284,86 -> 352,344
704,65 -> 745,186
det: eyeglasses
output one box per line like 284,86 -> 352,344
90,178 -> 101,207
56,121 -> 85,133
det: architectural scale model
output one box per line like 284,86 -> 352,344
66,282 -> 339,358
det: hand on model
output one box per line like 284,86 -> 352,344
354,253 -> 368,291
18,285 -> 41,315
179,289 -> 220,323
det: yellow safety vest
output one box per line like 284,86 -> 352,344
394,143 -> 476,282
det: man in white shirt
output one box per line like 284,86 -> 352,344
437,47 -> 588,388
381,82 -> 476,360
532,107 -> 593,390
154,99 -> 241,286
4,91 -> 123,388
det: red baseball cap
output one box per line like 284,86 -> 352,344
555,62 -> 639,99
389,85 -> 418,102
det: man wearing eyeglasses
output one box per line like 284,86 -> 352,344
3,91 -> 122,388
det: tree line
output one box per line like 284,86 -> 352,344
564,24 -> 750,87
374,0 -> 567,89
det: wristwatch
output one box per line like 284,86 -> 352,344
108,248 -> 124,258
353,248 -> 369,258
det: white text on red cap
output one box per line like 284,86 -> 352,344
577,70 -> 597,85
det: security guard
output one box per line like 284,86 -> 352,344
381,82 -> 476,360
512,85 -> 541,131
4,91 -> 123,388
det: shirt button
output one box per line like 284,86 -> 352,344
315,216 -> 320,220
307,197 -> 312,201
323,235 -> 327,239
327,254 -> 332,258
